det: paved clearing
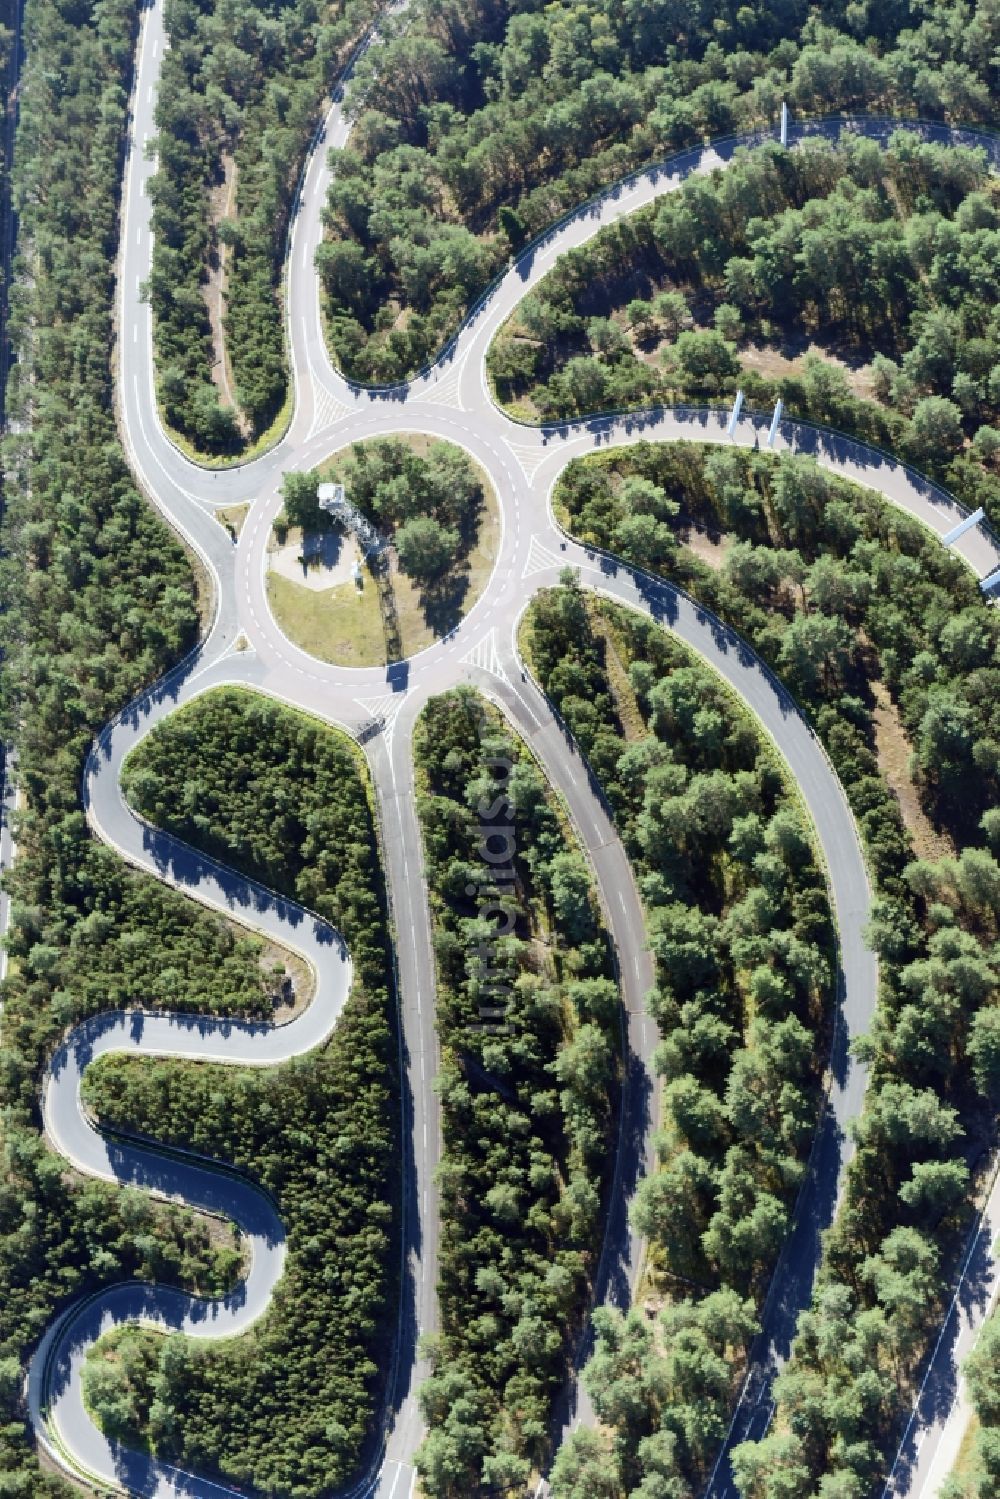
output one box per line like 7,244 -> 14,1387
269,527 -> 363,591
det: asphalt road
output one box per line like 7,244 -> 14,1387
22,2 -> 1000,1494
0,745 -> 15,988
878,1155 -> 1000,1499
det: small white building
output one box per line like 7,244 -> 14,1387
317,481 -> 345,509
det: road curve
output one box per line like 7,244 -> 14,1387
27,660 -> 354,1496
513,544 -> 876,1496
21,0 -> 1000,1493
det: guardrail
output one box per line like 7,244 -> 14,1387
313,111 -> 1000,396
522,396 -> 1000,577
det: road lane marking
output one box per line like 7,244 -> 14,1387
72,44 -> 982,1499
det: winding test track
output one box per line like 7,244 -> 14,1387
20,4 -> 1000,1495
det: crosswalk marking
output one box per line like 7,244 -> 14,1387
501,436 -> 550,484
354,692 -> 397,720
422,360 -> 464,410
460,628 -> 509,684
307,384 -> 351,437
522,534 -> 562,579
354,690 -> 407,747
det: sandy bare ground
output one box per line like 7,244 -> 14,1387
683,520 -> 729,570
203,152 -> 242,418
870,679 -> 954,861
739,340 -> 876,400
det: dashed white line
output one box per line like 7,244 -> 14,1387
67,64 -> 989,1499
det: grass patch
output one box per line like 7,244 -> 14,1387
267,565 -> 386,667
215,503 -> 249,541
946,1410 -> 982,1498
868,679 -> 955,863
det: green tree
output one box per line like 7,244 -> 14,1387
612,512 -> 676,568
549,852 -> 597,943
731,1430 -> 812,1499
861,1226 -> 939,1359
777,613 -> 854,695
280,470 -> 322,530
631,1148 -> 714,1276
652,290 -> 692,339
714,302 -> 743,341
550,1428 -> 622,1498
968,1007 -> 1000,1098
670,328 -> 740,386
663,1076 -> 726,1148
905,396 -> 964,466
898,1158 -> 969,1217
316,240 -> 376,315
395,517 -> 460,583
82,1357 -> 139,1442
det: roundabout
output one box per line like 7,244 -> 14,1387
263,434 -> 501,668
23,0 -> 1000,1495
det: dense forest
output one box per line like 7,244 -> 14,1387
6,0 -> 1000,1491
412,688 -> 619,1494
0,0 -> 14,390
149,0 -> 380,452
321,0 -> 1000,384
551,446 -> 1000,1497
82,687 -> 397,1493
0,0 -> 395,1481
0,0 -> 292,1488
518,585 -> 834,1499
489,132 -> 1000,527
